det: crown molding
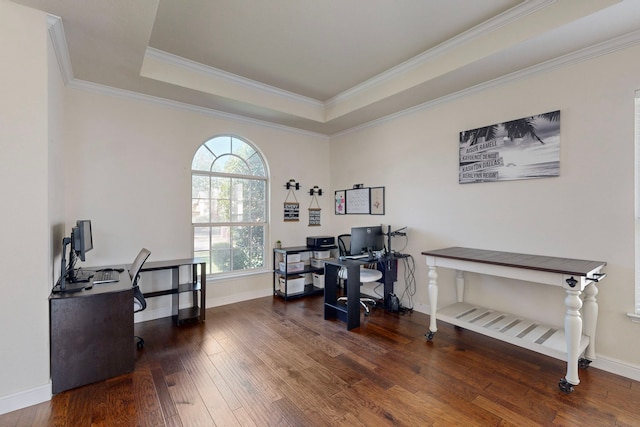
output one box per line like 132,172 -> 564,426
46,9 -> 640,137
144,47 -> 324,109
331,27 -> 640,138
46,14 -> 73,85
67,79 -> 329,140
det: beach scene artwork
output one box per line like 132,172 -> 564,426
459,110 -> 560,184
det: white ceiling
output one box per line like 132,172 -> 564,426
11,0 -> 640,135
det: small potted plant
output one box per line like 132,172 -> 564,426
276,240 -> 282,249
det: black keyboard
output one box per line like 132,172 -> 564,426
93,269 -> 119,284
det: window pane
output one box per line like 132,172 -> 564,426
209,226 -> 231,273
192,146 -> 214,171
247,152 -> 266,176
205,136 -> 231,157
232,138 -> 252,157
192,199 -> 210,223
212,154 -> 250,175
192,175 -> 210,198
211,249 -> 231,273
211,177 -> 230,222
230,225 -> 265,269
194,227 -> 211,251
230,178 -> 265,222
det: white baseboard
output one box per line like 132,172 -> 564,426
590,356 -> 640,382
206,288 -> 273,308
413,303 -> 640,382
133,288 -> 273,323
0,383 -> 51,416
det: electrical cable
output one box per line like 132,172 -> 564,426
399,255 -> 416,312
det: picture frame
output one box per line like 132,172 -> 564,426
370,186 -> 385,215
335,190 -> 346,215
459,110 -> 560,184
345,188 -> 370,214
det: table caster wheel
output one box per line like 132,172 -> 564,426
559,378 -> 574,394
578,358 -> 592,369
425,331 -> 435,341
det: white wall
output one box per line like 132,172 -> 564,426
62,88 -> 332,310
0,0 -> 52,413
330,43 -> 640,372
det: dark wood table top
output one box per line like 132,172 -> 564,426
422,247 -> 606,277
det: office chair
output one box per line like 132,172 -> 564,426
337,234 -> 382,315
131,248 -> 151,349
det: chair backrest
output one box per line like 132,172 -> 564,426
338,234 -> 350,257
129,248 -> 151,287
130,248 -> 151,313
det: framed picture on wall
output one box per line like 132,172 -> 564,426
459,110 -> 560,184
345,188 -> 370,214
335,190 -> 346,215
370,186 -> 385,215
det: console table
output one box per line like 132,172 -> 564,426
422,247 -> 606,393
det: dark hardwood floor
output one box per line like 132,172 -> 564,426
2,295 -> 640,426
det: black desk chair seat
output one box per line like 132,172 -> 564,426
131,248 -> 151,349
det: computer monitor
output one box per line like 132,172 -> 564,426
72,220 -> 93,262
350,226 -> 384,256
58,220 -> 94,290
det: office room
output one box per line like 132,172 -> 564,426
2,0 -> 640,425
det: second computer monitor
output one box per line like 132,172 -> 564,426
350,226 -> 384,256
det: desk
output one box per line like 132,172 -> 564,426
50,273 -> 133,394
49,258 -> 206,393
422,247 -> 606,393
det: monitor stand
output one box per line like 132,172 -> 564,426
52,281 -> 88,294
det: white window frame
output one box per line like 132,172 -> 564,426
191,135 -> 269,277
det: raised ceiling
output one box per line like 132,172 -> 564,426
11,0 -> 640,135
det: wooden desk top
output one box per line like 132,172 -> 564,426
422,247 -> 606,277
50,272 -> 133,299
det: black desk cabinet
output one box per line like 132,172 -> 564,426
50,280 -> 134,394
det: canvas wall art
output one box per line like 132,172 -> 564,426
459,110 -> 560,184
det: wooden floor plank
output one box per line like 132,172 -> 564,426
3,295 -> 640,426
165,370 -> 215,426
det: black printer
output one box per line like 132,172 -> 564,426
306,236 -> 335,248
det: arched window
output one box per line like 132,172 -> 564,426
192,135 -> 268,274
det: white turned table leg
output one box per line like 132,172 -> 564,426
564,288 -> 583,386
582,283 -> 599,361
428,266 -> 438,337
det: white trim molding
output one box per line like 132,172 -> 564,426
0,384 -> 51,416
